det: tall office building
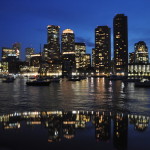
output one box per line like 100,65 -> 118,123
12,42 -> 21,59
61,29 -> 75,53
47,25 -> 60,53
113,14 -> 128,76
61,29 -> 75,76
75,43 -> 86,55
92,48 -> 96,67
94,26 -> 111,76
43,25 -> 62,76
82,54 -> 91,69
25,47 -> 34,62
134,41 -> 149,64
75,43 -> 86,69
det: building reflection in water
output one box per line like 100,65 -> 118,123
0,111 -> 149,149
113,113 -> 128,150
95,112 -> 111,142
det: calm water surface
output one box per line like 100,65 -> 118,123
0,77 -> 150,115
0,77 -> 150,150
0,111 -> 149,150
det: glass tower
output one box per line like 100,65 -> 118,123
61,29 -> 75,53
113,14 -> 128,76
47,25 -> 60,53
94,26 -> 111,76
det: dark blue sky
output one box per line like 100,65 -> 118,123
0,0 -> 150,60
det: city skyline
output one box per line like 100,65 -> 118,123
1,0 -> 150,60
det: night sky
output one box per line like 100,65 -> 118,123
0,0 -> 150,60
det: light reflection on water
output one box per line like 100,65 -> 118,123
0,111 -> 149,150
0,77 -> 150,115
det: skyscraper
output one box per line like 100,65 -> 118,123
43,25 -> 62,76
113,14 -> 128,76
75,43 -> 86,69
25,47 -> 34,62
82,54 -> 91,69
61,29 -> 75,76
47,25 -> 60,54
134,41 -> 149,64
92,48 -> 96,67
94,26 -> 111,76
61,29 -> 75,53
12,42 -> 21,59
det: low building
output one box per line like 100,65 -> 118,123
128,63 -> 150,78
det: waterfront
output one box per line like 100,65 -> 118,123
0,77 -> 150,115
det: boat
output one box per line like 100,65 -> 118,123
123,78 -> 140,82
108,75 -> 125,80
2,75 -> 15,83
68,76 -> 81,81
0,74 -> 4,78
26,50 -> 51,86
26,78 -> 50,86
51,77 -> 60,82
135,79 -> 150,87
80,76 -> 86,80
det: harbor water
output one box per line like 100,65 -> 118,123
0,77 -> 150,150
0,77 -> 150,115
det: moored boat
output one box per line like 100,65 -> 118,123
26,78 -> 50,86
135,79 -> 150,87
123,78 -> 140,82
68,76 -> 81,81
108,75 -> 126,80
51,76 -> 60,82
2,75 -> 15,83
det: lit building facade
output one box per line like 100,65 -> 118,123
128,41 -> 150,78
94,26 -> 111,76
12,42 -> 21,59
134,41 -> 149,64
128,64 -> 150,77
61,29 -> 76,76
47,25 -> 60,54
62,54 -> 76,76
75,43 -> 86,69
1,47 -> 20,73
129,52 -> 135,64
0,61 -> 8,73
43,25 -> 62,76
113,14 -> 128,76
30,54 -> 41,67
61,29 -> 75,53
2,48 -> 17,60
43,25 -> 61,63
25,47 -> 34,62
92,48 -> 96,67
82,54 -> 91,69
